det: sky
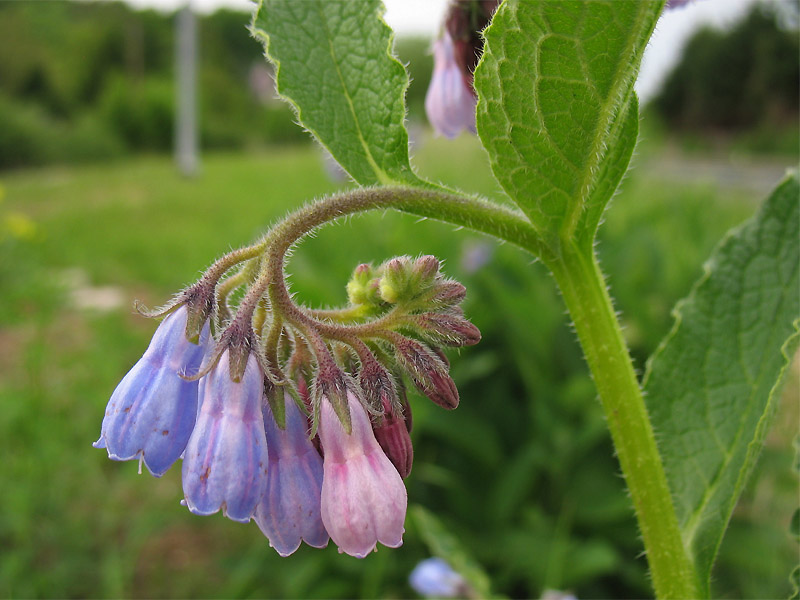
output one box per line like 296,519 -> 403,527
118,0 -> 765,103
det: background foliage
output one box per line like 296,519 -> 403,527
0,1 -> 796,169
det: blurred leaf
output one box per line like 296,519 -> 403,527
250,0 -> 420,186
411,505 -> 492,599
791,565 -> 800,600
644,171 -> 800,594
474,0 -> 661,247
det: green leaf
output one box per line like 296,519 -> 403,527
251,0 -> 418,186
644,172 -> 800,595
474,0 -> 661,250
411,504 -> 492,599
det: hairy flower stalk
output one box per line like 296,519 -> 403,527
93,186 -> 489,557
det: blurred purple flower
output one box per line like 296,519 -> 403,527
665,0 -> 693,9
318,392 -> 407,558
425,31 -> 477,139
409,557 -> 467,598
254,390 -> 329,556
182,351 -> 267,523
93,306 -> 210,477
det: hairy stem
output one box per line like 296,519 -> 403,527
548,243 -> 700,600
247,185 -> 541,333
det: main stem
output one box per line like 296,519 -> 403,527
548,243 -> 700,600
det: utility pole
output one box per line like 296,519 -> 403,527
175,2 -> 199,176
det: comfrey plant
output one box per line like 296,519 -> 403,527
95,1 -> 799,598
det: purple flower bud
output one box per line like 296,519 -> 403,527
372,395 -> 413,479
412,255 -> 440,288
93,306 -> 210,477
318,393 -> 407,558
415,311 -> 482,347
429,280 -> 467,308
409,557 -> 467,598
254,390 -> 329,556
425,32 -> 477,139
182,351 -> 267,523
393,337 -> 459,409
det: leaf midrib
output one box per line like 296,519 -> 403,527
314,3 -> 395,186
561,1 -> 652,243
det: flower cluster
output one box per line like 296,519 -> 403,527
95,253 -> 479,557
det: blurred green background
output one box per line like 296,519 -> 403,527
0,1 -> 797,599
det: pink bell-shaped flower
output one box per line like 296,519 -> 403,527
317,392 -> 407,558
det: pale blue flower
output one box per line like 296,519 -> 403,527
94,306 -> 210,477
182,351 -> 267,523
409,557 -> 466,598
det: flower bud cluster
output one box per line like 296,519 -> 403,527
95,249 -> 479,558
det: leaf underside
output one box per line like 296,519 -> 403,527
474,0 -> 661,250
251,0 -> 419,186
644,171 -> 800,594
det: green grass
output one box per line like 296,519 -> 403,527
0,137 -> 795,599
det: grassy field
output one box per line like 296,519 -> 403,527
0,135 -> 796,599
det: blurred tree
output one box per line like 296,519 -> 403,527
654,3 -> 799,130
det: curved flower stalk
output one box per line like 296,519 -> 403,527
93,306 -> 210,477
93,191 -> 482,557
317,391 -> 407,557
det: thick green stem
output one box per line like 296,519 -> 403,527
548,243 -> 700,600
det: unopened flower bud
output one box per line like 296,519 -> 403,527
412,255 -> 440,288
393,337 -> 459,409
378,256 -> 413,304
347,263 -> 380,306
372,393 -> 413,479
379,255 -> 446,305
428,280 -> 467,308
414,311 -> 481,347
358,352 -> 400,411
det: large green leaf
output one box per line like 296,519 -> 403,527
474,0 -> 661,249
644,171 -> 800,594
251,0 -> 419,186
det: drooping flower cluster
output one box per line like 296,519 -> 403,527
94,253 -> 479,557
425,0 -> 500,138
